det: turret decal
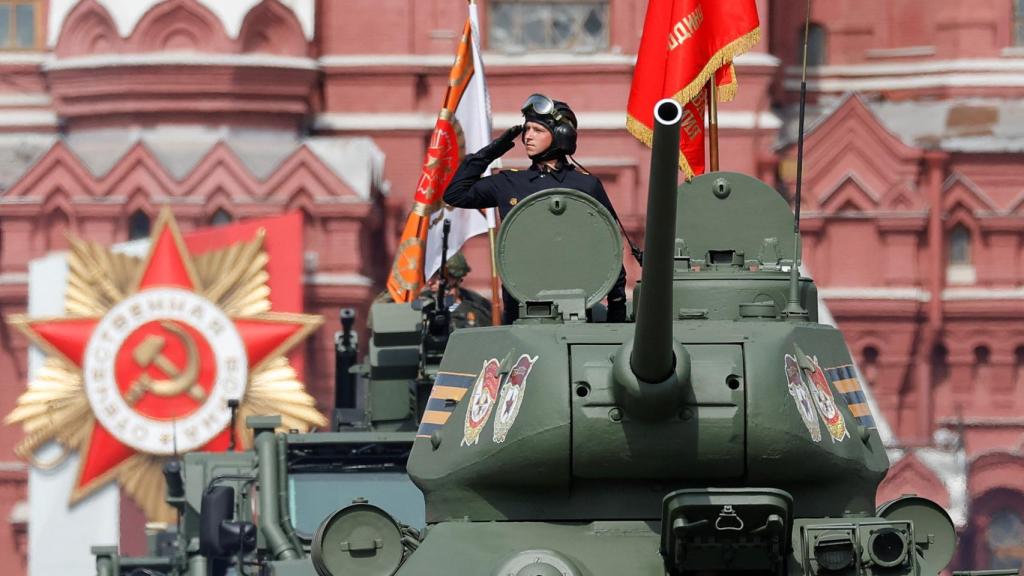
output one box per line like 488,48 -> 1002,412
462,358 -> 502,446
825,365 -> 876,430
784,354 -> 822,442
492,354 -> 538,443
416,371 -> 476,438
804,356 -> 850,443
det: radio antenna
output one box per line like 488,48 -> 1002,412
783,0 -> 813,320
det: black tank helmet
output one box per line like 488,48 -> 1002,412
520,93 -> 578,160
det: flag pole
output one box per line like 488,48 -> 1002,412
707,80 -> 719,171
486,208 -> 502,325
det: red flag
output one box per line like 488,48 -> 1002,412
387,18 -> 477,302
627,1 -> 760,178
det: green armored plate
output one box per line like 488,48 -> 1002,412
678,172 -> 796,262
497,188 -> 622,308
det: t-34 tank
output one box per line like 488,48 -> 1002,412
309,100 -> 1009,576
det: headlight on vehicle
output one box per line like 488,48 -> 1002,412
813,533 -> 857,572
867,528 -> 909,568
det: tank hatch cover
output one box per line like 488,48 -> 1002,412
311,503 -> 403,576
497,188 -> 622,308
678,172 -> 796,263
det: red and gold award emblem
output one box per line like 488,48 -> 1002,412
5,209 -> 326,519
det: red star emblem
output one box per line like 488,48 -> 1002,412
9,209 -> 323,513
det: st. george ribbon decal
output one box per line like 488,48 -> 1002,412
825,364 -> 876,430
804,355 -> 849,443
493,354 -> 538,443
5,209 -> 325,520
417,371 -> 476,439
462,358 -> 501,446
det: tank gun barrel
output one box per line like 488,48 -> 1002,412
631,99 -> 683,383
612,99 -> 690,420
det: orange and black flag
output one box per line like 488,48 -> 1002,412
387,18 -> 478,302
626,0 -> 760,178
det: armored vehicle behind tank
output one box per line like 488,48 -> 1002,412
307,100 -> 1017,576
94,293 -> 480,575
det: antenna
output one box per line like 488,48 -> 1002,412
783,0 -> 813,320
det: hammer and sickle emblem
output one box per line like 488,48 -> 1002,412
123,321 -> 206,405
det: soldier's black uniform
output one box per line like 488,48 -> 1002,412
444,135 -> 627,324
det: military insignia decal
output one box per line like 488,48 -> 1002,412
492,354 -> 538,443
462,358 -> 501,446
826,364 -> 876,429
4,209 -> 325,521
417,371 -> 475,438
784,354 -> 822,442
804,355 -> 849,443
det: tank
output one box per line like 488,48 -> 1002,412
306,100 -> 1018,576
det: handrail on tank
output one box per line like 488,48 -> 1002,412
612,99 -> 690,420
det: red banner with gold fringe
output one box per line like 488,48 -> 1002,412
627,0 -> 760,178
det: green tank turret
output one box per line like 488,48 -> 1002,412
307,100 -> 1016,576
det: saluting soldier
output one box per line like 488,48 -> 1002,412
443,93 -> 627,324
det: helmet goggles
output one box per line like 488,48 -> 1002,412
521,93 -> 568,126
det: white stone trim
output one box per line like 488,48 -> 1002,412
303,273 -> 374,287
0,52 -> 50,65
0,110 -> 58,127
942,287 -> 1024,300
316,110 -> 781,132
818,287 -> 931,301
45,52 -> 318,72
48,0 -> 315,46
0,93 -> 51,107
0,273 -> 28,285
734,52 -> 781,67
945,264 -> 976,286
783,59 -> 1024,92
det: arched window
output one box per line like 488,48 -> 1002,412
931,344 -> 949,388
861,345 -> 880,384
799,23 -> 827,66
128,210 -> 151,240
210,208 -> 233,227
986,509 -> 1024,570
950,224 -> 972,265
973,345 -> 992,387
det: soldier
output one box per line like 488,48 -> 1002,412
443,93 -> 627,324
437,252 -> 492,328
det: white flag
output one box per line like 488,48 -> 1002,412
424,2 -> 495,280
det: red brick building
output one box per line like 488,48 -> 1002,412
0,0 -> 1021,572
